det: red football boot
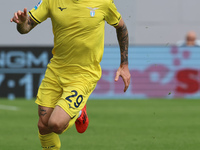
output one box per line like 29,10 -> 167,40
75,105 -> 89,133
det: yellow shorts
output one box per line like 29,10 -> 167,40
36,68 -> 97,118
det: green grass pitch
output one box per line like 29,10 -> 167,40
0,98 -> 200,150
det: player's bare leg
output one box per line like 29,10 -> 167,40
37,105 -> 71,150
38,106 -> 54,135
48,105 -> 71,134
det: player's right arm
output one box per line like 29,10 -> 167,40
10,8 -> 37,34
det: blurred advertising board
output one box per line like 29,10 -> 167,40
91,46 -> 200,99
0,46 -> 200,100
0,47 -> 52,100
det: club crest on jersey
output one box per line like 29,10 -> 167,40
87,7 -> 99,17
34,0 -> 42,10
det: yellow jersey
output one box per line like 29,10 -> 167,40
29,0 -> 121,83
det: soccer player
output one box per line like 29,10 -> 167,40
10,0 -> 131,149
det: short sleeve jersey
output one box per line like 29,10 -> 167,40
29,0 -> 121,82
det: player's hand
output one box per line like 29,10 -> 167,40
115,64 -> 131,92
10,8 -> 28,24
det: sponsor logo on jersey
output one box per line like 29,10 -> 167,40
58,7 -> 67,11
87,7 -> 99,17
34,0 -> 42,10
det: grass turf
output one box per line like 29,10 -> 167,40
0,98 -> 200,150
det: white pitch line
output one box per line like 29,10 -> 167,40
0,104 -> 19,111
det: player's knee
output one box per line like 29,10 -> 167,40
48,120 -> 64,134
38,120 -> 49,134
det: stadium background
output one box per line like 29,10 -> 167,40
2,0 -> 200,46
1,1 -> 200,150
1,0 -> 200,99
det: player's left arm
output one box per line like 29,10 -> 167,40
114,18 -> 131,92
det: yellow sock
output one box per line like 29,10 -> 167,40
39,132 -> 61,150
62,113 -> 79,133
